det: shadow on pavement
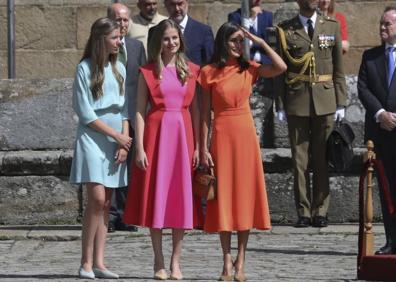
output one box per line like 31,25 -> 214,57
0,226 -> 81,231
0,274 -> 219,280
245,247 -> 356,256
0,274 -> 77,279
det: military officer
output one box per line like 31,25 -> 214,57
274,0 -> 347,228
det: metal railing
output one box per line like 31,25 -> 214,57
7,0 -> 15,78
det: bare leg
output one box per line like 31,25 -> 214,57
219,231 -> 233,278
170,229 -> 184,279
93,188 -> 113,270
235,230 -> 249,281
150,228 -> 167,279
80,183 -> 106,272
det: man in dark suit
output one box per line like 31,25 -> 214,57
163,0 -> 214,65
107,3 -> 147,232
274,0 -> 347,228
228,0 -> 273,64
358,6 -> 396,254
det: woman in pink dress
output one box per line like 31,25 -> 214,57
123,19 -> 200,280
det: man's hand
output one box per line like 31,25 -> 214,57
334,107 -> 345,121
378,111 -> 396,131
115,147 -> 128,164
276,110 -> 286,123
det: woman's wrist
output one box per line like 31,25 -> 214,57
111,131 -> 121,142
136,144 -> 144,152
259,39 -> 269,49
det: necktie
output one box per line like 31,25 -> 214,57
387,46 -> 395,86
118,43 -> 127,66
307,19 -> 314,40
249,24 -> 255,35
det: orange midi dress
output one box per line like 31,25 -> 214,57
198,59 -> 271,232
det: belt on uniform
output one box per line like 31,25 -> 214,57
288,73 -> 333,83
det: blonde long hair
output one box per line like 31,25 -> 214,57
81,17 -> 124,100
147,19 -> 190,84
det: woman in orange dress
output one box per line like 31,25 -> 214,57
198,22 -> 286,281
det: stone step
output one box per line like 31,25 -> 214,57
0,148 -> 367,176
0,149 -> 382,225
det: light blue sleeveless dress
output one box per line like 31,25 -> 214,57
69,58 -> 128,188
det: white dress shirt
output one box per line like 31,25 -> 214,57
178,15 -> 188,34
298,12 -> 318,36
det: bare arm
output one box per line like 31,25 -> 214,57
135,73 -> 149,170
200,88 -> 214,168
191,87 -> 200,169
88,119 -> 131,150
115,120 -> 130,164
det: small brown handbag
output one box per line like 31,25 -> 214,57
193,167 -> 216,201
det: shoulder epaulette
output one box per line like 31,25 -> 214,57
278,18 -> 292,28
323,16 -> 338,23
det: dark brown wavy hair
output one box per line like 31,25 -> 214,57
211,22 -> 249,71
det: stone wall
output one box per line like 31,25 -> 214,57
1,0 -> 396,78
0,77 -> 383,224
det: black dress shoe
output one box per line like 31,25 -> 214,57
312,216 -> 328,228
294,217 -> 311,228
108,221 -> 116,233
375,244 -> 393,255
123,224 -> 138,232
116,222 -> 138,232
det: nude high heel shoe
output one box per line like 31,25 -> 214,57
154,269 -> 168,280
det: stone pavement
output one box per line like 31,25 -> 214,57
0,224 -> 387,282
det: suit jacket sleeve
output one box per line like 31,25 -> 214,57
228,11 -> 241,24
262,11 -> 273,40
147,26 -> 155,53
274,22 -> 286,112
332,22 -> 347,107
138,40 -> 147,66
358,51 -> 383,117
202,26 -> 215,65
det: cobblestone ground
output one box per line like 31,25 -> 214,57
0,225 -> 387,281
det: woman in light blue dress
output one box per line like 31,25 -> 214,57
70,17 -> 132,280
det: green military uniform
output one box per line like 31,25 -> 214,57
275,14 -> 347,219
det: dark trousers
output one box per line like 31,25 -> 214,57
376,130 -> 396,250
109,186 -> 128,224
109,128 -> 134,225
